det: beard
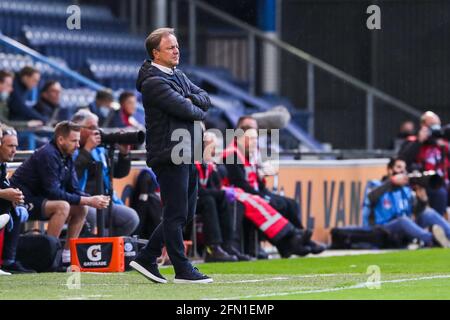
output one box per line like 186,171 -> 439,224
60,144 -> 75,156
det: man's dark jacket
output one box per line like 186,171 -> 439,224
136,60 -> 210,167
0,163 -> 13,214
33,97 -> 60,125
8,76 -> 47,122
10,140 -> 87,204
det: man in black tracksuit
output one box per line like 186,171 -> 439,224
131,28 -> 212,284
0,127 -> 33,273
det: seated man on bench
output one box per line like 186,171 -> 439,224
9,121 -> 110,269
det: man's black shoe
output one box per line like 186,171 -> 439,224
309,241 -> 326,254
2,261 -> 36,274
279,233 -> 311,258
222,244 -> 255,261
204,245 -> 238,263
55,262 -> 70,273
174,266 -> 213,283
130,256 -> 167,284
300,229 -> 313,245
293,245 -> 311,257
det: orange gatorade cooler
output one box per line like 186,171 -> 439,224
70,237 -> 124,272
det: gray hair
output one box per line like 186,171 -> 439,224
71,108 -> 99,126
145,27 -> 175,59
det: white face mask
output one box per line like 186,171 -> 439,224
99,105 -> 110,117
0,91 -> 9,102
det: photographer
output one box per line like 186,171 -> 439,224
72,109 -> 139,236
363,157 -> 450,248
398,111 -> 449,216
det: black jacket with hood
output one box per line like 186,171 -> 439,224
136,60 -> 211,168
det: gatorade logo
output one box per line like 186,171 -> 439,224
87,245 -> 102,262
76,242 -> 113,268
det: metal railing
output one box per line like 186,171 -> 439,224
12,148 -> 397,163
174,0 -> 423,149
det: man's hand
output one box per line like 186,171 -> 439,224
417,126 -> 430,143
415,185 -> 428,202
84,131 -> 101,152
222,187 -> 236,203
27,120 -> 44,128
260,161 -> 278,176
391,174 -> 409,186
15,206 -> 29,223
0,188 -> 24,203
117,144 -> 131,155
88,195 -> 110,209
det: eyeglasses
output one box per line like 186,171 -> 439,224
2,129 -> 17,136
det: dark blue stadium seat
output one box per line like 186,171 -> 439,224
0,1 -> 128,38
22,26 -> 146,69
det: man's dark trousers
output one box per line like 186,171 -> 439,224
2,212 -> 21,265
141,163 -> 198,274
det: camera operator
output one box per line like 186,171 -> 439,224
398,111 -> 450,217
363,157 -> 450,248
72,109 -> 139,236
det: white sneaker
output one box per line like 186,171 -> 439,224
432,225 -> 450,248
0,269 -> 11,276
0,214 -> 10,230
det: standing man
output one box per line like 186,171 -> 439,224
132,28 -> 212,283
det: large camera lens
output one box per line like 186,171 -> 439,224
100,130 -> 145,145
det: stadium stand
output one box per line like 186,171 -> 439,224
0,0 -> 321,152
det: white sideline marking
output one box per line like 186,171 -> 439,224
215,273 -> 357,284
62,295 -> 113,300
210,274 -> 450,300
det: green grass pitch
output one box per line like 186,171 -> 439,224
1,249 -> 450,300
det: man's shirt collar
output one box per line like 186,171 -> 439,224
151,61 -> 175,75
